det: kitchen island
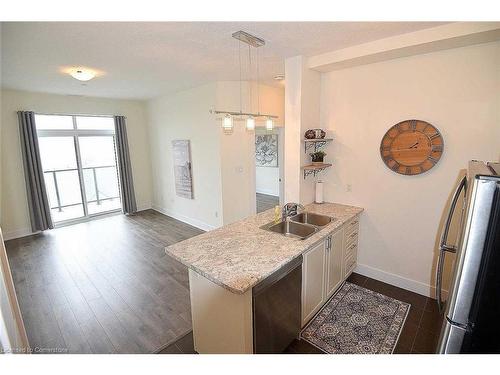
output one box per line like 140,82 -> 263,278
165,202 -> 363,353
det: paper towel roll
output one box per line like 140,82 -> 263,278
315,181 -> 324,204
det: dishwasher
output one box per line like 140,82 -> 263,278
252,255 -> 302,354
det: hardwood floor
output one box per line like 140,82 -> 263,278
6,209 -> 442,355
5,210 -> 204,354
256,193 -> 279,213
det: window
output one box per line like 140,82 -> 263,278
34,114 -> 74,130
35,114 -> 121,224
76,116 -> 115,130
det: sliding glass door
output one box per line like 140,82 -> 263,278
38,136 -> 85,222
36,114 -> 121,224
79,136 -> 121,215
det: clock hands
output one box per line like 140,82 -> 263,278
391,141 -> 420,152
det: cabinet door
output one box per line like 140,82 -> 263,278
326,229 -> 344,298
301,240 -> 326,327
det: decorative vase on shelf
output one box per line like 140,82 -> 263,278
304,128 -> 326,139
305,129 -> 316,139
315,129 -> 326,139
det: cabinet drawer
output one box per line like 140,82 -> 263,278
345,240 -> 358,260
344,252 -> 357,278
345,229 -> 358,247
345,217 -> 359,236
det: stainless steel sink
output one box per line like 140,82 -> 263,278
289,212 -> 334,227
262,220 -> 318,240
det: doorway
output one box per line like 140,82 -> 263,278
255,127 -> 284,213
35,114 -> 121,225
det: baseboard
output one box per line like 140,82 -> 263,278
136,203 -> 152,212
355,263 -> 447,299
3,204 -> 151,241
256,189 -> 279,197
2,227 -> 39,241
151,205 -> 217,232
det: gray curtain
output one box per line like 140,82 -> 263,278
114,116 -> 137,214
18,111 -> 54,231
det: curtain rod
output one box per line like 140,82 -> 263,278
30,111 -> 125,119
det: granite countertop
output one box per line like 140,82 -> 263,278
165,202 -> 363,294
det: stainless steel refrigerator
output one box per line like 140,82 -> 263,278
436,160 -> 500,353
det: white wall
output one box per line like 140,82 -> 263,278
147,81 -> 284,229
0,89 -> 153,239
284,56 -> 304,203
283,56 -> 321,204
147,83 -> 224,230
216,81 -> 284,225
319,41 -> 500,296
255,167 -> 279,196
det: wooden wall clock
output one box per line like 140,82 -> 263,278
380,119 -> 444,175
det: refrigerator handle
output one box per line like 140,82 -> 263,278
436,175 -> 467,312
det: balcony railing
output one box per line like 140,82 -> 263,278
44,165 -> 120,212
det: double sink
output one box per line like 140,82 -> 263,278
261,212 -> 335,240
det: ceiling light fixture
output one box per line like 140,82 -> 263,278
69,68 -> 96,81
212,31 -> 278,134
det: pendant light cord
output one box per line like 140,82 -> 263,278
239,40 -> 242,114
257,46 -> 260,116
248,44 -> 252,116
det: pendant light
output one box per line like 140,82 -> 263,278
246,116 -> 255,131
214,31 -> 278,134
266,117 -> 274,131
223,114 -> 233,134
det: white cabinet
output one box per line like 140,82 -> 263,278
325,229 -> 344,298
301,239 -> 327,327
301,215 -> 360,327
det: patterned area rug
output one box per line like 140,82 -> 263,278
301,282 -> 410,354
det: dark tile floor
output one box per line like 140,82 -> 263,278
158,272 -> 444,354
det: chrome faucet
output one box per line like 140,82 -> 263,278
282,202 -> 305,221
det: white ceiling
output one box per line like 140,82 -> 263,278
1,22 -> 448,100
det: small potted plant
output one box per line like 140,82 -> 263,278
310,151 -> 326,165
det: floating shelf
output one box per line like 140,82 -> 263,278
301,163 -> 332,179
304,138 -> 333,153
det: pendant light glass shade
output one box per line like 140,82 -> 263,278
222,114 -> 233,134
246,116 -> 255,131
266,117 -> 274,131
